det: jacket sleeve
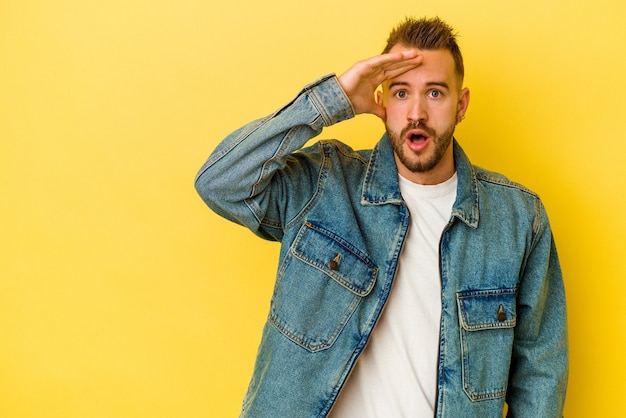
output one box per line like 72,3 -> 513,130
506,199 -> 568,417
194,75 -> 354,241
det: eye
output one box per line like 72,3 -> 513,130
394,89 -> 408,99
428,90 -> 442,99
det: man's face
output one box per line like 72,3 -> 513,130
380,44 -> 469,185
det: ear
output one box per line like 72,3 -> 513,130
375,85 -> 387,123
456,87 -> 470,124
376,89 -> 383,106
376,89 -> 387,122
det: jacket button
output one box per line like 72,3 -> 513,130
328,253 -> 341,270
497,305 -> 507,322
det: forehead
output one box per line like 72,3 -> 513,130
386,44 -> 458,90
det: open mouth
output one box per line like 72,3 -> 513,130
409,132 -> 428,142
405,129 -> 430,151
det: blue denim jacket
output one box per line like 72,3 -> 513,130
195,75 -> 568,417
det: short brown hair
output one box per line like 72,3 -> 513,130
383,17 -> 464,81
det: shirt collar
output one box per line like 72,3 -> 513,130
361,135 -> 479,228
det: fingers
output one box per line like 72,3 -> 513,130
338,50 -> 422,95
361,50 -> 422,83
382,53 -> 422,75
366,49 -> 419,69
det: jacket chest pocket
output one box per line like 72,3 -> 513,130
270,223 -> 378,352
457,288 -> 517,401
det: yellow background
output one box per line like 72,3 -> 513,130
1,0 -> 625,416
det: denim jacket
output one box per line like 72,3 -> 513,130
195,75 -> 568,417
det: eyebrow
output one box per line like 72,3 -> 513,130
388,80 -> 450,90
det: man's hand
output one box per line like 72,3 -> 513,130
338,50 -> 422,120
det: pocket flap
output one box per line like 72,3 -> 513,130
457,288 -> 517,330
292,223 -> 378,296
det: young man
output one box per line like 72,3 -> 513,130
195,17 -> 568,417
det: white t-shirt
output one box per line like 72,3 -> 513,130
330,172 -> 457,418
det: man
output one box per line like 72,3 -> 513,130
195,17 -> 568,417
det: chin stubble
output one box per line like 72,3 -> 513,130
388,122 -> 455,173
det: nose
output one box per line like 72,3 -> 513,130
407,97 -> 427,124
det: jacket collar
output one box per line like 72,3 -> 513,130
361,134 -> 479,228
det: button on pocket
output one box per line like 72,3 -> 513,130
497,305 -> 507,322
457,288 -> 517,401
270,223 -> 378,352
328,254 -> 341,271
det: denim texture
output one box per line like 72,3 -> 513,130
195,75 -> 568,417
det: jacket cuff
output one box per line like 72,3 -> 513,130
303,74 -> 355,127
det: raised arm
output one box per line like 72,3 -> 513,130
194,51 -> 421,240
